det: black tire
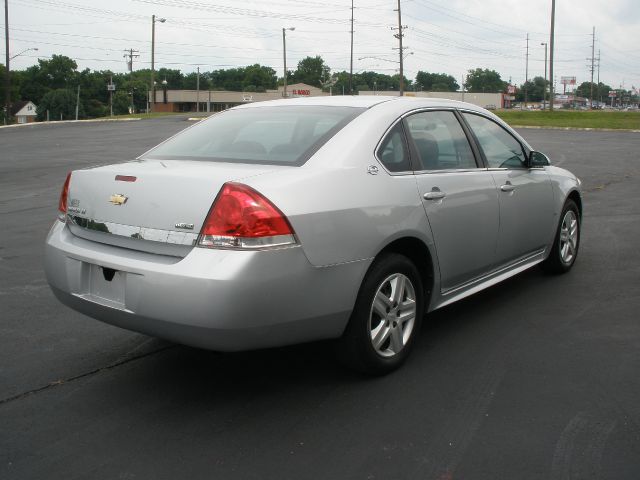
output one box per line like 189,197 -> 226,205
542,199 -> 581,274
337,253 -> 425,375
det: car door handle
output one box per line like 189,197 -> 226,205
424,191 -> 446,200
500,183 -> 516,192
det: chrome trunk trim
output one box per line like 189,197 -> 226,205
67,215 -> 199,247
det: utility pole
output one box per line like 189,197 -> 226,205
75,84 -> 80,120
393,0 -> 405,96
588,26 -> 596,109
349,0 -> 354,95
541,42 -> 548,110
4,0 -> 10,125
597,49 -> 601,106
524,33 -> 529,108
151,15 -> 156,112
196,66 -> 200,113
124,48 -> 139,113
109,75 -> 113,116
549,0 -> 556,111
123,48 -> 139,72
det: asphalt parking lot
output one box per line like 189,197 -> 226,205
1,116 -> 639,479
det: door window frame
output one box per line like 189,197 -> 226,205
375,108 -> 488,176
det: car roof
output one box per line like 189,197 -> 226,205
232,95 -> 484,112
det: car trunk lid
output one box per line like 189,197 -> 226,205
65,159 -> 276,257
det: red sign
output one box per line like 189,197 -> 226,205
292,89 -> 310,96
507,85 -> 516,94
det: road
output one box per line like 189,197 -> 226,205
1,117 -> 639,479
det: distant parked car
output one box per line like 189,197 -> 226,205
485,104 -> 497,110
45,96 -> 582,374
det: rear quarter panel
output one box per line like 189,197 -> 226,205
246,105 -> 435,268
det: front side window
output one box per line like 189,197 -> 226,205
462,113 -> 526,169
404,110 -> 477,171
142,106 -> 365,166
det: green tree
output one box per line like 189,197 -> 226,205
112,90 -> 131,115
391,73 -> 412,92
415,71 -> 459,92
0,63 -> 5,106
516,76 -> 549,102
36,88 -> 81,120
156,68 -> 183,89
464,68 -> 507,93
13,65 -> 47,105
243,64 -> 277,91
210,67 -> 245,91
293,56 -> 330,87
575,81 -> 612,104
77,69 -> 111,118
182,71 -> 211,90
37,55 -> 78,90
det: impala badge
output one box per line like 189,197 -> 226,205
109,193 -> 128,206
175,222 -> 194,230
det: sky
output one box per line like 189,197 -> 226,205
3,0 -> 639,91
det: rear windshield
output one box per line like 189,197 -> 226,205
141,106 -> 366,166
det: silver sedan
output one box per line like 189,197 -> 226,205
45,96 -> 582,374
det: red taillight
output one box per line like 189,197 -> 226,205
57,172 -> 72,220
198,182 -> 296,249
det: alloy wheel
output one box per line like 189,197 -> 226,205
369,273 -> 417,358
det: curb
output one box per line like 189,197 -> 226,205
511,125 -> 640,133
0,117 -> 142,129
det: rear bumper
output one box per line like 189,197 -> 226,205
45,221 -> 368,351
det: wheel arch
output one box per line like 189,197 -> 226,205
375,236 -> 435,304
567,189 -> 583,218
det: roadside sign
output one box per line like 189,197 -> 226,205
107,84 -> 116,91
608,91 -> 617,97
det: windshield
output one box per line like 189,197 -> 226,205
142,106 -> 366,166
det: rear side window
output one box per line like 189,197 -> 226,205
462,113 -> 526,169
142,106 -> 365,166
376,123 -> 410,172
404,110 -> 477,171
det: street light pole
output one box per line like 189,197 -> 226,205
541,42 -> 548,110
150,14 -> 165,113
4,0 -> 10,124
9,47 -> 38,61
349,0 -> 353,95
549,0 -> 556,111
524,33 -> 529,108
196,66 -> 200,113
282,27 -> 294,98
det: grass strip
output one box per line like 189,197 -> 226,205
495,111 -> 640,130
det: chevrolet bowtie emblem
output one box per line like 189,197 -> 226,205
109,193 -> 128,206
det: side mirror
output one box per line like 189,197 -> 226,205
528,151 -> 550,168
